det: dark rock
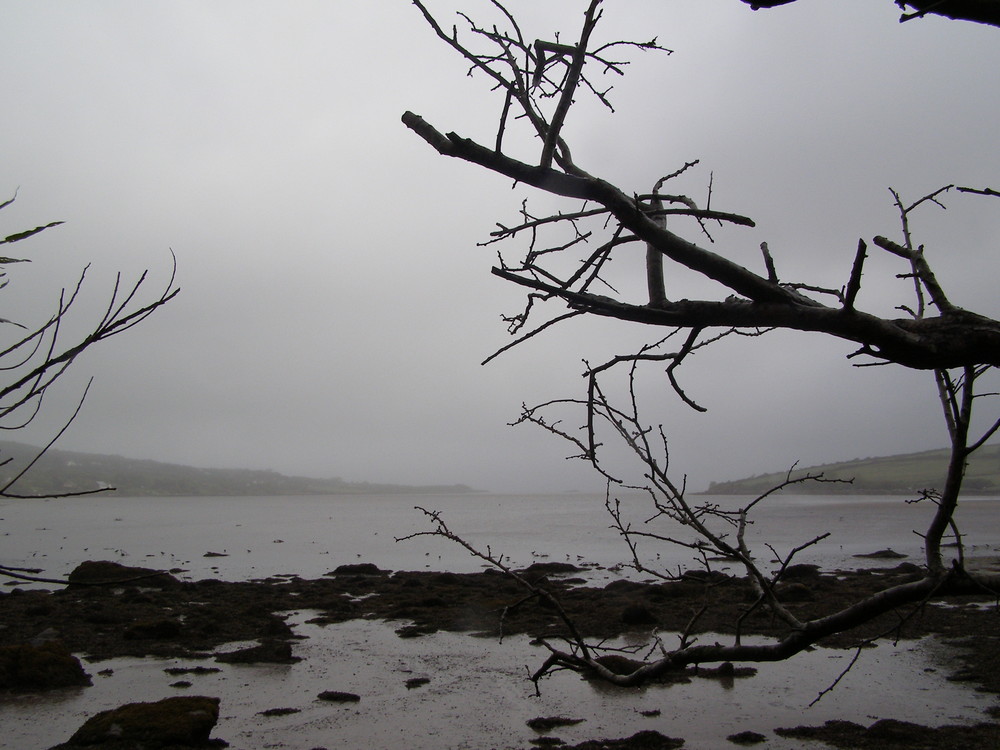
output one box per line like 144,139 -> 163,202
603,579 -> 650,594
780,563 -> 821,580
559,730 -> 683,749
52,695 -> 221,749
775,582 -> 815,602
330,563 -> 383,576
866,718 -> 927,741
527,716 -> 585,732
681,568 -> 730,583
727,730 -> 767,745
521,562 -> 582,577
395,624 -> 437,638
257,707 -> 300,717
123,618 -> 183,640
215,639 -> 298,664
317,690 -> 360,703
67,561 -> 180,589
0,640 -> 91,690
853,548 -> 906,559
621,604 -> 658,626
405,677 -> 430,689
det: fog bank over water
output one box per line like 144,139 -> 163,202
1,2 -> 998,493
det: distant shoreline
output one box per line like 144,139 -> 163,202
0,439 -> 478,498
703,444 -> 1000,496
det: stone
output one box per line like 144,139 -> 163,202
67,561 -> 180,589
317,690 -> 360,703
621,603 -> 658,626
123,618 -> 183,640
215,639 -> 298,664
330,563 -> 383,576
0,640 -> 91,690
53,695 -> 221,749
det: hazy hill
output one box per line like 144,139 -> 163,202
0,441 -> 475,497
705,444 -> 1000,496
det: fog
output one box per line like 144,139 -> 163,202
1,1 -> 997,492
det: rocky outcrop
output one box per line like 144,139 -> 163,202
50,695 -> 223,749
0,639 -> 91,691
67,561 -> 180,589
215,639 -> 299,664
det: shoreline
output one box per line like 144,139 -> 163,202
3,560 -> 1000,748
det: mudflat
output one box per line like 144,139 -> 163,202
3,559 -> 999,749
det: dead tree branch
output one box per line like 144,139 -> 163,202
404,0 -> 1000,688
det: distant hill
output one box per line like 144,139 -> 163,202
705,444 -> 1000,496
0,441 -> 476,497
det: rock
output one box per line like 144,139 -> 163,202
776,582 -> 815,602
317,690 -> 360,703
257,707 -> 300,717
0,640 -> 91,690
123,618 -> 183,640
865,718 -> 926,741
405,677 -> 430,689
853,548 -> 906,559
330,563 -> 383,576
52,695 -> 221,749
67,561 -> 180,589
527,716 -> 585,732
520,561 -> 583,579
215,639 -> 298,664
681,568 -> 730,583
621,604 -> 658,626
893,561 -> 923,576
395,624 -> 437,638
727,730 -> 767,745
781,563 -> 821,580
557,730 -> 683,749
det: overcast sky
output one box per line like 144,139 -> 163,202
1,1 -> 997,493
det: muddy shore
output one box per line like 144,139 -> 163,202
3,559 -> 999,749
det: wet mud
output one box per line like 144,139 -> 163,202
2,559 -> 999,748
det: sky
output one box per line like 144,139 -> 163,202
0,0 -> 997,493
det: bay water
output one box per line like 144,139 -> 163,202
2,492 -> 999,749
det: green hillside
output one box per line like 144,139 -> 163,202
705,444 -> 1000,496
0,441 -> 475,497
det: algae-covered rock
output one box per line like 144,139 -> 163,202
0,640 -> 91,690
67,561 -> 180,589
52,695 -> 222,749
215,639 -> 298,664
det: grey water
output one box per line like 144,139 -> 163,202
4,491 -> 999,583
2,492 -> 1000,749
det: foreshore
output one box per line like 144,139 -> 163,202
3,559 -> 1000,749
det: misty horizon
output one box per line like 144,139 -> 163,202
1,2 -> 997,494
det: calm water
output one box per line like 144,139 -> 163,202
3,491 -> 999,584
3,492 -> 1000,749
